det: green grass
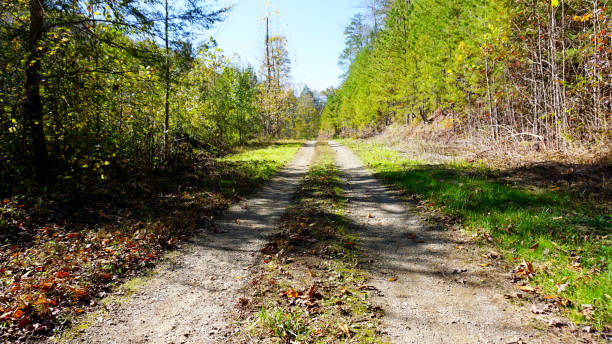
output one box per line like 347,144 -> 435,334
220,141 -> 302,184
339,139 -> 611,331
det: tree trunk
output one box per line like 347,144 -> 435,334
25,0 -> 48,183
163,0 -> 171,160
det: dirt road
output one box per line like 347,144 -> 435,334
61,142 -> 315,344
58,140 -> 586,344
329,141 -> 565,344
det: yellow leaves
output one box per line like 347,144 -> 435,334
388,277 -> 397,282
479,263 -> 490,267
573,13 -> 591,22
551,0 -> 559,8
283,289 -> 299,298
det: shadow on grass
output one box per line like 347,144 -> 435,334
355,159 -> 610,330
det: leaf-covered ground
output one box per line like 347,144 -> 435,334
0,142 -> 301,342
235,142 -> 385,343
339,139 -> 611,336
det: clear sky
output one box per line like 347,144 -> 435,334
210,0 -> 364,92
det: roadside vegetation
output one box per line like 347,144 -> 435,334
237,142 -> 385,343
0,142 -> 301,342
340,139 -> 611,333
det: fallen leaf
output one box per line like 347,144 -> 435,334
407,233 -> 417,239
12,309 -> 24,318
530,242 -> 539,250
17,316 -> 30,327
237,298 -> 249,307
2,199 -> 9,205
307,284 -> 318,298
56,271 -> 70,278
284,289 -> 299,298
556,282 -> 569,293
479,263 -> 490,267
388,277 -> 397,282
72,288 -> 88,300
368,213 -> 374,218
339,323 -> 350,337
487,251 -> 501,259
525,261 -> 535,274
517,285 -> 535,292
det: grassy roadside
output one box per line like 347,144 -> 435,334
220,141 -> 303,188
0,142 -> 302,342
236,142 -> 385,343
338,139 -> 611,333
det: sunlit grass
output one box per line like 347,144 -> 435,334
339,139 -> 611,331
221,141 -> 303,180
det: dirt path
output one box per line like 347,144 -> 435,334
60,142 -> 316,344
329,141 -> 566,344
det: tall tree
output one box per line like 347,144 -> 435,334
259,28 -> 292,138
147,0 -> 228,158
25,0 -> 47,183
339,13 -> 372,71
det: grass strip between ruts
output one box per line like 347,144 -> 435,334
236,141 -> 386,343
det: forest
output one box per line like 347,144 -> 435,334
0,0 -> 610,342
323,0 -> 610,154
0,0 -> 322,191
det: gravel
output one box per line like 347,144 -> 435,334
60,142 -> 315,344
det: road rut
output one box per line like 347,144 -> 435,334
64,142 -> 316,344
330,141 -> 563,344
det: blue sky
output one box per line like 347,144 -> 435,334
211,0 -> 364,92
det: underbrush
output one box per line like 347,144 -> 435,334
239,142 -> 385,343
340,139 -> 611,334
0,142 -> 301,342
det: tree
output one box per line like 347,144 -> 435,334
259,23 -> 292,138
293,86 -> 320,138
339,13 -> 372,71
146,0 -> 228,158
